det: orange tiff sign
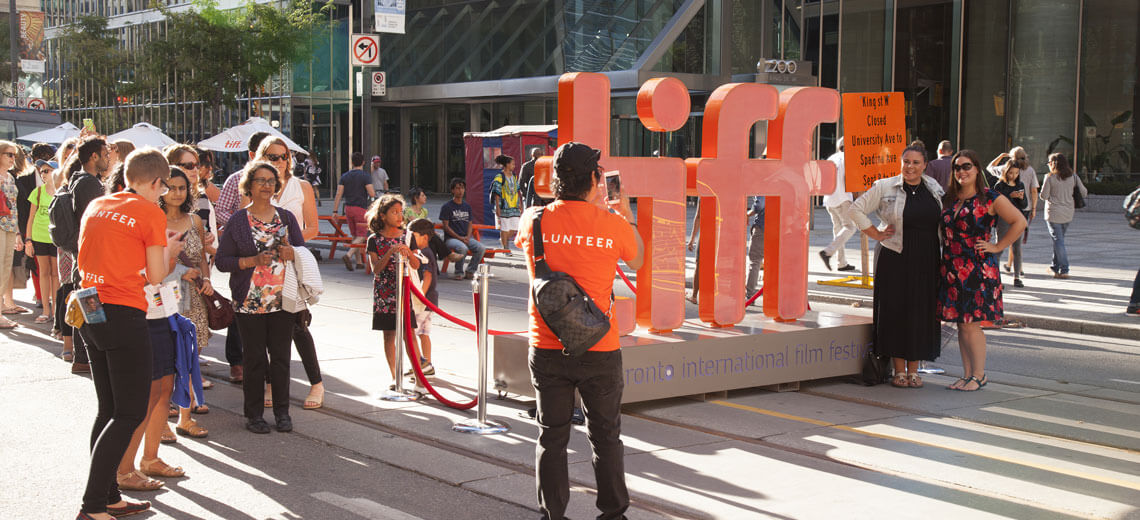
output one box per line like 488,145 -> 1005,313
533,73 -> 839,330
841,92 -> 906,192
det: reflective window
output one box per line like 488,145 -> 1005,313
960,0 -> 1009,163
1079,0 -> 1138,177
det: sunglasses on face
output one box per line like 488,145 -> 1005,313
953,163 -> 975,172
264,153 -> 289,162
177,162 -> 199,171
252,177 -> 276,186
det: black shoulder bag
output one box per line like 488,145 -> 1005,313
530,207 -> 611,357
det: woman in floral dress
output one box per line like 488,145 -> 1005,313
938,150 -> 1026,392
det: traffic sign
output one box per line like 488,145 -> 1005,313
26,98 -> 46,110
372,71 -> 386,96
350,34 -> 380,67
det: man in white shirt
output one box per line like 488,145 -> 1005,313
370,155 -> 389,192
819,137 -> 857,271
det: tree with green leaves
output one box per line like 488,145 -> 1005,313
56,15 -> 134,129
140,0 -> 331,134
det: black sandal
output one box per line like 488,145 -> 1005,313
958,375 -> 987,392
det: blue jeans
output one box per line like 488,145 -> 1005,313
444,237 -> 486,274
1045,221 -> 1069,274
1129,267 -> 1140,310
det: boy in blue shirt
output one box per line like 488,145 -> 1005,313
438,178 -> 486,279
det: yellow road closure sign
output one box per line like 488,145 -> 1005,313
842,92 -> 906,192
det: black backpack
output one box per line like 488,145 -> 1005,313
529,207 -> 611,357
48,174 -> 86,255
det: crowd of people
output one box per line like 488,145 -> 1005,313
0,121 -> 1124,520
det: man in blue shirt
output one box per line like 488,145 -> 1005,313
331,152 -> 376,270
439,178 -> 485,280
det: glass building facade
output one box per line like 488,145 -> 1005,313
42,0 -> 1140,194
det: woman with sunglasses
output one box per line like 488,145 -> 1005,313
24,159 -> 59,325
848,145 -> 945,388
939,150 -> 1026,391
253,137 -> 325,410
0,141 -> 24,328
1039,153 -> 1087,279
216,161 -> 305,433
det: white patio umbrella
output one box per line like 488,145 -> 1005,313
16,122 -> 81,144
197,117 -> 307,155
107,122 -> 177,149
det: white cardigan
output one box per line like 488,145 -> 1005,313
847,174 -> 945,254
282,246 -> 323,313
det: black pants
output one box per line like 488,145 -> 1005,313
237,311 -> 295,419
224,322 -> 243,367
264,310 -> 322,385
78,304 -> 152,514
529,348 -> 629,520
56,282 -> 89,364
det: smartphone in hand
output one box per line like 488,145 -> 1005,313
604,170 -> 622,203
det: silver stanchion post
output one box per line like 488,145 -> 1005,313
453,264 -> 509,435
917,361 -> 945,375
382,257 -> 420,401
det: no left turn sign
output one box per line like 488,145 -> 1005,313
27,98 -> 46,110
350,34 -> 380,67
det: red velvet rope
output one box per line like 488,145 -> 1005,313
616,266 -> 636,292
406,278 -> 525,336
401,282 -> 477,410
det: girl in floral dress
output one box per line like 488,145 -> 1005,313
938,150 -> 1027,392
366,194 -> 419,387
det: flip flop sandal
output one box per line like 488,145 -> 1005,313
191,404 -> 209,415
117,470 -> 164,491
34,315 -> 50,324
201,379 -> 214,389
175,422 -> 209,439
947,377 -> 969,390
957,375 -> 987,392
61,350 -> 74,362
2,306 -> 28,314
0,320 -> 18,329
140,458 -> 185,478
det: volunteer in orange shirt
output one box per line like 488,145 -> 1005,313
76,148 -> 179,520
515,142 -> 643,520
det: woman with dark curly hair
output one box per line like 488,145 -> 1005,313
938,149 -> 1026,391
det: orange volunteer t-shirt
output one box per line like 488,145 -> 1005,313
515,200 -> 638,351
77,192 -> 168,312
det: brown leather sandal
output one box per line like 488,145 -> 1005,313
140,458 -> 185,478
117,470 -> 164,491
890,373 -> 909,388
175,420 -> 209,439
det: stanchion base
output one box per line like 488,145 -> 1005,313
380,389 -> 422,402
916,365 -> 946,375
452,419 -> 510,435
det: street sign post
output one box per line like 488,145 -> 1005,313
350,34 -> 380,67
372,71 -> 386,96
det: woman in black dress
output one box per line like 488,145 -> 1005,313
848,145 -> 945,388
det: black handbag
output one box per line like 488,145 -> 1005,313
1072,183 -> 1086,209
530,207 -> 611,357
860,344 -> 891,386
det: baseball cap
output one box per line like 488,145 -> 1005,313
35,159 -> 58,169
371,155 -> 381,162
552,142 -> 600,177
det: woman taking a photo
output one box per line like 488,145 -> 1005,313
939,150 -> 1026,391
216,161 -> 305,434
1039,153 -> 1087,279
848,145 -> 944,388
